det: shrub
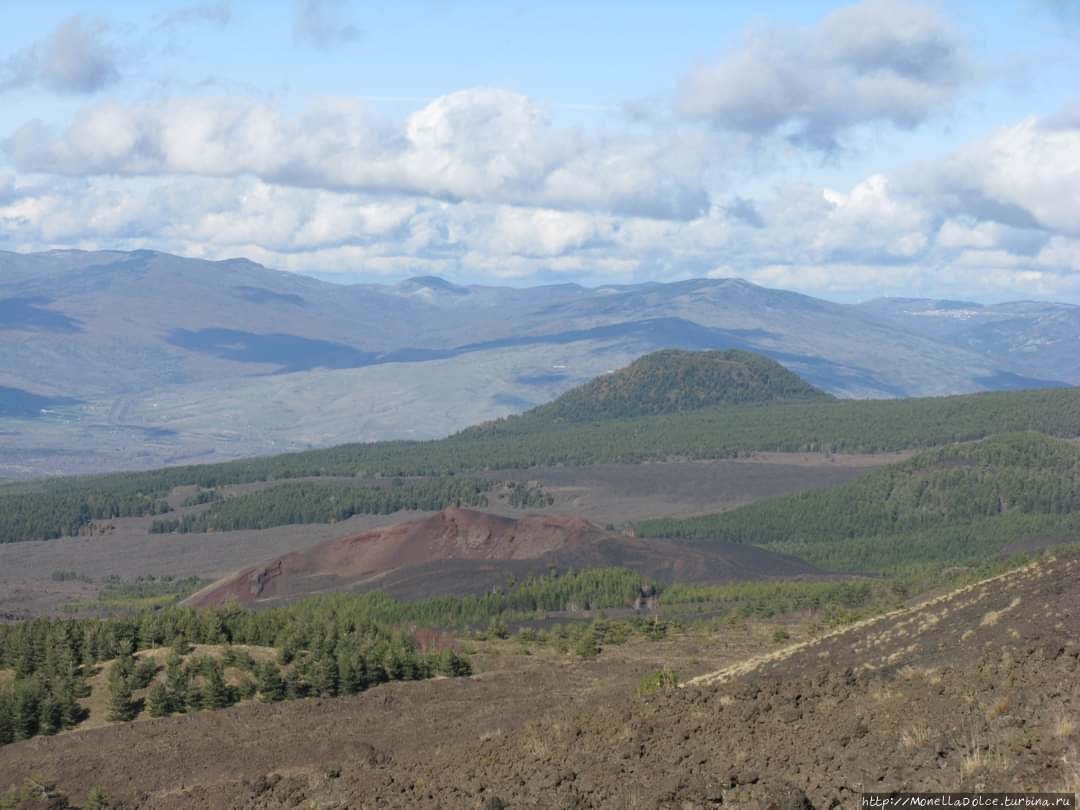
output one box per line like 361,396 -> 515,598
635,667 -> 679,697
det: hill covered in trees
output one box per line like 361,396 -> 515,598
3,352 -> 1080,545
638,432 -> 1080,572
488,349 -> 831,427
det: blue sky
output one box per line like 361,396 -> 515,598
1,0 -> 1079,302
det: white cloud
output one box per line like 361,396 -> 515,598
0,17 -> 119,95
294,0 -> 361,50
5,91 -> 714,221
676,0 -> 968,148
817,174 -> 930,259
4,85 -> 1080,303
914,114 -> 1080,237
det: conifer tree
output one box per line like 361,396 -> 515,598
0,694 -> 15,745
165,654 -> 189,712
106,666 -> 137,723
255,663 -> 285,702
201,662 -> 230,710
147,682 -> 172,717
12,683 -> 40,739
38,692 -> 63,735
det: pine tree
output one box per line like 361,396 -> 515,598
439,651 -> 472,677
312,656 -> 339,697
147,682 -> 172,717
0,693 -> 15,745
575,630 -> 600,659
165,654 -> 189,712
256,663 -> 285,702
236,677 -> 257,700
133,658 -> 158,689
201,662 -> 230,710
38,692 -> 63,735
283,669 -> 307,700
171,635 -> 192,656
106,667 -> 137,723
12,683 -> 39,739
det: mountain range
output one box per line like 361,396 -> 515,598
2,249 -> 1077,477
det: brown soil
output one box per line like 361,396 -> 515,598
186,508 -> 826,608
0,455 -> 881,618
3,554 -> 1077,809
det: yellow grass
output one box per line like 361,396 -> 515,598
687,561 -> 1044,689
1054,717 -> 1077,739
72,644 -> 278,733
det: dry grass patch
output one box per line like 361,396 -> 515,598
985,696 -> 1011,721
520,722 -> 551,758
897,665 -> 939,683
980,597 -> 1022,627
1054,716 -> 1077,739
900,724 -> 933,751
69,643 -> 279,732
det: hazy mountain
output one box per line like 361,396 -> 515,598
856,297 -> 1080,384
0,249 -> 1074,477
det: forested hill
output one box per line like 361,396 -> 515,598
479,350 -> 830,429
5,383 -> 1080,544
638,432 -> 1080,571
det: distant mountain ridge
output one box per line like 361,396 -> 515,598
1,248 -> 1077,476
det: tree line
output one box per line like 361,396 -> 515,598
6,387 -> 1080,544
638,432 -> 1080,572
150,478 -> 553,535
0,598 -> 470,747
150,478 -> 503,534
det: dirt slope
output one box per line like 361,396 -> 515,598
1,553 -> 1077,808
186,507 -> 824,607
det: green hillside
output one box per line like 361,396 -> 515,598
638,432 -> 1080,572
505,349 -> 830,425
3,349 -> 1080,545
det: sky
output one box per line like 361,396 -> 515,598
0,1 -> 1078,302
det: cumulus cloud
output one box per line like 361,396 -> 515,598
5,90 -> 714,220
912,112 -> 1080,237
723,197 -> 765,228
676,0 -> 968,148
0,174 -> 16,206
294,0 -> 361,50
4,154 -> 1080,301
3,76 -> 1079,301
0,17 -> 119,95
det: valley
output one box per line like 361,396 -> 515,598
3,3 -> 1078,806
2,348 -> 1078,808
0,454 -> 879,620
3,251 -> 1079,478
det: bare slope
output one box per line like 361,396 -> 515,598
3,553 -> 1076,808
186,507 -> 823,607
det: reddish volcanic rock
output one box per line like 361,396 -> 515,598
184,507 -> 825,608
